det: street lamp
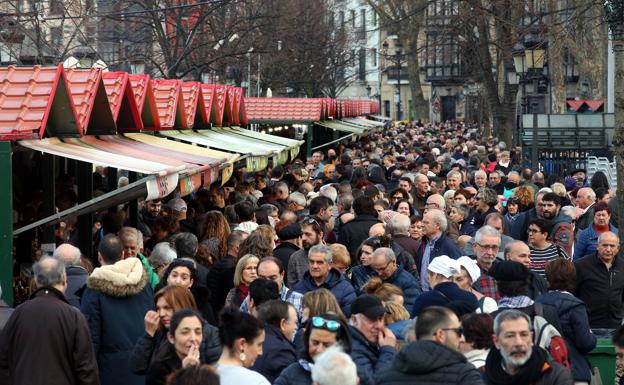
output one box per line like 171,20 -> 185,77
382,40 -> 405,121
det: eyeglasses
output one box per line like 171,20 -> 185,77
442,326 -> 463,336
476,243 -> 499,251
311,316 -> 341,331
373,260 -> 394,274
527,228 -> 542,234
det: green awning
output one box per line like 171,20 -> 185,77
227,126 -> 304,159
315,120 -> 366,136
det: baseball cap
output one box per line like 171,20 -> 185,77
350,294 -> 386,319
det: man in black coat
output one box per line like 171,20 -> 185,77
0,257 -> 99,385
207,230 -> 247,312
503,240 -> 548,299
53,243 -> 88,308
273,224 -> 302,284
338,196 -> 381,260
376,306 -> 484,385
251,300 -> 298,383
575,231 -> 624,328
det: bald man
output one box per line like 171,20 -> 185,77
53,243 -> 87,308
425,194 -> 459,242
575,187 -> 596,232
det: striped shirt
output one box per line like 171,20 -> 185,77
529,243 -> 570,277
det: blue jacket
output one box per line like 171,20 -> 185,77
293,268 -> 356,317
350,265 -> 374,294
65,265 -> 88,308
574,224 -> 618,260
411,282 -> 478,316
384,266 -> 421,317
81,258 -> 154,385
251,325 -> 297,383
349,325 -> 396,385
415,234 -> 462,276
274,361 -> 312,385
536,291 -> 597,382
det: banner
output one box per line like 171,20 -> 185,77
146,173 -> 179,201
221,163 -> 234,185
202,164 -> 220,188
179,172 -> 202,197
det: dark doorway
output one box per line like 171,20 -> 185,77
441,96 -> 457,122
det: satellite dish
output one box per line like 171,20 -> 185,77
266,88 -> 272,98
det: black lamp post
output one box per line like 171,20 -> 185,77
382,40 -> 405,121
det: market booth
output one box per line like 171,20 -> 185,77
0,64 -> 379,305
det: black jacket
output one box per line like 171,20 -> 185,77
66,265 -> 88,308
528,271 -> 548,300
350,325 -> 396,385
375,340 -> 484,385
251,325 -> 297,383
274,361 -> 312,385
131,320 -> 222,375
273,242 -> 300,284
575,253 -> 624,328
206,255 -> 236,312
0,287 -> 99,385
415,233 -> 462,276
509,207 -> 538,242
145,352 -> 180,385
338,214 -> 382,259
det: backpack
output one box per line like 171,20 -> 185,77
533,303 -> 571,369
549,222 -> 573,257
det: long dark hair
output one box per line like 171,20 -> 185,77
302,312 -> 352,362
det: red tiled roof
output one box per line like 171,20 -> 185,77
244,97 -> 324,123
0,64 -> 80,140
65,68 -> 116,135
102,72 -> 143,130
129,74 -> 159,130
199,84 -> 215,126
235,88 -> 248,125
213,85 -> 227,126
180,82 -> 201,129
152,79 -> 181,129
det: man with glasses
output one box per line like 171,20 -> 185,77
575,231 -> 624,328
370,248 -> 421,316
348,294 -> 398,385
472,225 -> 502,300
376,306 -> 483,385
293,244 -> 356,317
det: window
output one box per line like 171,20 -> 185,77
371,48 -> 377,67
359,8 -> 366,39
371,8 -> 377,26
339,11 -> 345,25
359,49 -> 366,80
384,100 -> 391,117
351,10 -> 356,28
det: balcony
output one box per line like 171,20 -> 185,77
384,67 -> 410,84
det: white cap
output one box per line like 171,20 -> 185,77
234,221 -> 258,234
427,255 -> 461,278
457,256 -> 481,284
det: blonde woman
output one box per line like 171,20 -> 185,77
224,254 -> 259,308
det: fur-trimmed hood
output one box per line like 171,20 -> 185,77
87,257 -> 148,297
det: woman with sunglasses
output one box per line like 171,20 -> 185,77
274,313 -> 352,385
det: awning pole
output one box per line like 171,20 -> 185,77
311,133 -> 354,151
0,142 -> 13,306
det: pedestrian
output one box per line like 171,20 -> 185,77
0,257 -> 99,385
81,234 -> 154,385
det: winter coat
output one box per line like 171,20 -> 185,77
415,233 -> 462,276
351,264 -> 374,294
574,223 -> 618,260
81,257 -> 154,385
293,268 -> 356,317
0,287 -> 99,385
338,214 -> 382,259
274,361 -> 312,385
0,300 -> 12,335
536,290 -> 597,381
576,203 -> 595,233
287,248 -> 309,289
349,325 -> 396,385
206,255 -> 236,312
66,264 -> 88,308
509,207 -> 538,242
528,271 -> 549,300
575,253 -> 624,328
145,352 -> 180,385
130,320 -> 222,374
383,266 -> 421,317
375,340 -> 484,385
251,325 -> 297,383
411,282 -> 478,317
393,234 -> 421,260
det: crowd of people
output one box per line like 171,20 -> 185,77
1,120 -> 624,385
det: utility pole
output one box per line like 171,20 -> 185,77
605,1 -> 624,247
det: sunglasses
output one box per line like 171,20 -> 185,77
311,316 -> 341,331
303,216 -> 321,227
442,326 -> 463,336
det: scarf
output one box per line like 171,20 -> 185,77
237,284 -> 250,303
484,346 -> 550,385
594,223 -> 611,235
498,295 -> 534,309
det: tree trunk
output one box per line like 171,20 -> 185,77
547,1 -> 567,113
403,32 -> 429,122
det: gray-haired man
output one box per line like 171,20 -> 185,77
293,244 -> 356,316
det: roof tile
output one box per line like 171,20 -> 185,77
180,81 -> 200,129
151,79 -> 181,129
65,68 -> 102,133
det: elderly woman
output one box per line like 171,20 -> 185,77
449,203 -> 475,237
469,187 -> 499,229
574,201 -> 618,260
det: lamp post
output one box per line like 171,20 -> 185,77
382,40 -> 405,121
514,45 -> 546,170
